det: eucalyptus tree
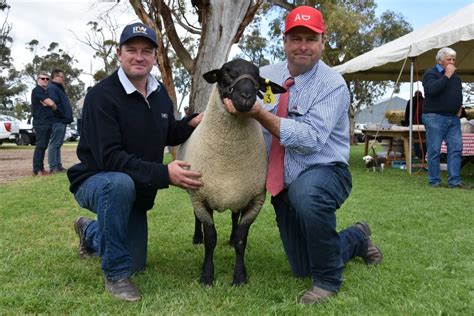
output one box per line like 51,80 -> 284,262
76,15 -> 120,82
0,0 -> 26,110
129,0 -> 263,112
128,0 -> 412,122
23,41 -> 85,107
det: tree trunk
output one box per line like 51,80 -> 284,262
128,0 -> 260,114
190,0 -> 253,112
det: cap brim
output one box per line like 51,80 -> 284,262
285,24 -> 324,34
121,34 -> 158,48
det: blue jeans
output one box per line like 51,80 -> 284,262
271,164 -> 367,293
48,122 -> 66,170
74,172 -> 148,281
32,125 -> 51,172
422,113 -> 462,187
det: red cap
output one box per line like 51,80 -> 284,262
285,6 -> 325,34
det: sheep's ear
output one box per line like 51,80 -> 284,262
258,77 -> 286,94
203,70 -> 220,83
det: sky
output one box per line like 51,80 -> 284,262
4,0 -> 474,101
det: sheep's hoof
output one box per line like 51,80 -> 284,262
231,275 -> 247,286
232,270 -> 247,286
200,275 -> 214,286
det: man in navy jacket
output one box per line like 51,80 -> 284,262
422,47 -> 469,189
47,69 -> 73,172
31,71 -> 56,175
68,22 -> 203,301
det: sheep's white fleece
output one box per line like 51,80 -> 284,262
178,86 -> 267,224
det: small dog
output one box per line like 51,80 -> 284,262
362,155 -> 386,172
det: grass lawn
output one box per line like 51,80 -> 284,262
0,145 -> 473,314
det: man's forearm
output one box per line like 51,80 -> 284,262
254,108 -> 281,139
42,98 -> 57,110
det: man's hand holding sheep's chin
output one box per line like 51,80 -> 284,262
168,160 -> 203,190
222,98 -> 263,118
188,112 -> 204,128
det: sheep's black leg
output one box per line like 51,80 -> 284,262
192,213 -> 204,245
200,221 -> 217,286
232,222 -> 251,286
228,211 -> 240,247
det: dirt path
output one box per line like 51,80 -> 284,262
0,144 -> 79,185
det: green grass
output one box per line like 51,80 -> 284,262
0,145 -> 473,314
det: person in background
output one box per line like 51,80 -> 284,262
403,90 -> 426,158
47,69 -> 73,173
68,22 -> 203,302
223,6 -> 383,305
422,47 -> 470,189
404,90 -> 424,127
31,71 -> 56,176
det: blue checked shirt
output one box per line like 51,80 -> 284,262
260,60 -> 350,187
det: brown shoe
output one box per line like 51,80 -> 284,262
300,286 -> 336,305
105,277 -> 141,302
73,216 -> 95,259
449,182 -> 472,189
353,221 -> 383,265
33,170 -> 50,176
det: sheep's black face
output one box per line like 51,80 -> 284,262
217,59 -> 260,113
203,58 -> 287,112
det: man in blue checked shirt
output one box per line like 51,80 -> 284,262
223,6 -> 383,305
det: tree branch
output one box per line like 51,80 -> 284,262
157,0 -> 194,72
233,0 -> 264,44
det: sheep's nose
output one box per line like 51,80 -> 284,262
240,92 -> 252,100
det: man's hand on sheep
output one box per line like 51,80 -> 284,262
188,112 -> 205,128
167,160 -> 203,190
223,98 -> 282,139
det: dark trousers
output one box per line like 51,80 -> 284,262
271,164 -> 367,292
32,125 -> 52,172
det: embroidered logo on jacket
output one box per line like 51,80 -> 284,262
161,113 -> 168,118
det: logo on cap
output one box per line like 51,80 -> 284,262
294,14 -> 312,22
284,6 -> 325,34
133,26 -> 148,35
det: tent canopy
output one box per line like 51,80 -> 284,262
333,3 -> 474,82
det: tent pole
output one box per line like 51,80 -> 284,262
408,58 -> 415,175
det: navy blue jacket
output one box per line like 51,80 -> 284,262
31,85 -> 54,127
422,66 -> 463,115
67,70 -> 195,211
48,82 -> 74,124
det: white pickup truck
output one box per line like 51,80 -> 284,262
0,115 -> 20,145
16,119 -> 36,146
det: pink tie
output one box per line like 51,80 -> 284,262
266,77 -> 295,196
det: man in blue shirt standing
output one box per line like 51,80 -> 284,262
223,6 -> 383,304
422,47 -> 470,189
47,69 -> 73,173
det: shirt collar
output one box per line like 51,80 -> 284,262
118,66 -> 160,97
286,60 -> 320,88
435,64 -> 445,74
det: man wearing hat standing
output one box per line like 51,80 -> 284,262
223,6 -> 383,304
68,22 -> 203,302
